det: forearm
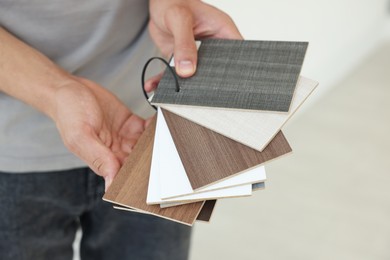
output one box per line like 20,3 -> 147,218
0,27 -> 75,119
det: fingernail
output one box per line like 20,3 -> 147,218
104,176 -> 113,192
178,60 -> 195,77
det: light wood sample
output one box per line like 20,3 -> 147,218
162,109 -> 292,190
161,76 -> 318,151
103,116 -> 204,226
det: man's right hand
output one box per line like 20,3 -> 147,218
53,77 -> 151,190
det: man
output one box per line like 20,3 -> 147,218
0,0 -> 242,259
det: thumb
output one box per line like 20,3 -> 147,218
165,6 -> 197,77
64,129 -> 120,191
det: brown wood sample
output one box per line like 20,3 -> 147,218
103,116 -> 205,226
196,200 -> 217,222
162,109 -> 292,190
113,199 -> 216,222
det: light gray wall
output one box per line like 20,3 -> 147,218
206,0 -> 390,105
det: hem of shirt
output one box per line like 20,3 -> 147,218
0,154 -> 88,173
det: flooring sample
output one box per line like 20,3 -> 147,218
149,149 -> 252,203
114,199 -> 217,222
154,108 -> 266,199
113,206 -> 139,212
162,109 -> 292,190
158,182 -> 265,208
103,116 -> 204,226
147,109 -> 252,204
196,200 -> 217,222
252,182 -> 265,191
159,201 -> 201,208
152,39 -> 308,112
161,76 -> 318,151
148,130 -> 252,203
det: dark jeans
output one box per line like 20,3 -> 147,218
0,168 -> 191,260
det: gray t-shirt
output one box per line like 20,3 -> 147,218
0,0 -> 158,172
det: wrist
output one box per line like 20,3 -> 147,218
46,77 -> 77,121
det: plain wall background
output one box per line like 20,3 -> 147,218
189,2 -> 390,260
205,0 -> 390,105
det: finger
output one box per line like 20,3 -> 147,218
144,115 -> 157,128
165,6 -> 197,77
215,19 -> 243,40
110,135 -> 129,165
121,141 -> 133,154
113,150 -> 129,166
98,126 -> 112,147
119,115 -> 145,139
63,128 -> 120,191
148,21 -> 174,58
144,73 -> 163,93
121,136 -> 141,154
209,5 -> 243,40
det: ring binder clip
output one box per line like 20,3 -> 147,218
141,57 -> 180,111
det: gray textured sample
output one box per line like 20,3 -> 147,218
151,39 -> 308,112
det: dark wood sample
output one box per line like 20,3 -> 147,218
103,116 -> 205,226
152,39 -> 308,112
113,199 -> 216,222
162,109 -> 292,190
196,200 -> 217,222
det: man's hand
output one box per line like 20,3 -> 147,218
149,0 -> 243,78
0,27 -> 152,190
53,78 -> 150,190
0,0 -> 242,190
0,28 -> 146,191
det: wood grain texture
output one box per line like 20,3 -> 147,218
162,109 -> 292,190
154,108 -> 265,200
147,110 -> 252,204
196,200 -> 217,222
103,116 -> 204,226
152,39 -> 308,112
113,199 -> 216,222
161,77 -> 318,151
